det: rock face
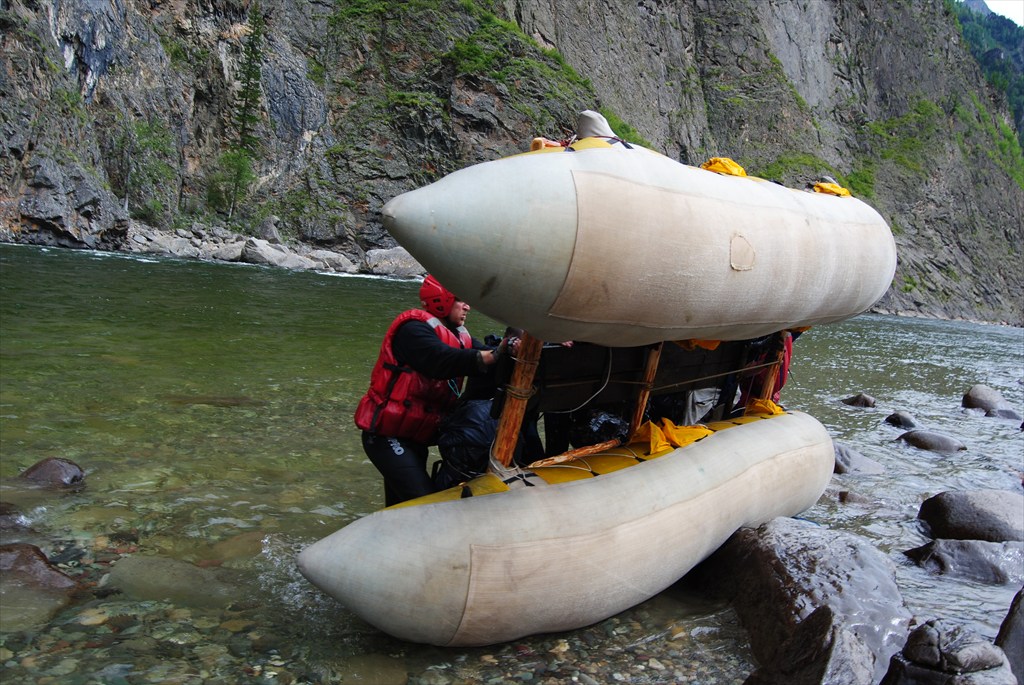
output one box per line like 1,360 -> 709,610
1,0 -> 1021,324
691,517 -> 912,685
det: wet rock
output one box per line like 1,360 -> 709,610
690,517 -> 912,685
962,385 -> 1022,421
744,605 -> 875,685
241,238 -> 317,270
209,241 -> 246,262
307,249 -> 357,273
0,501 -> 30,532
996,589 -> 1023,684
106,555 -> 244,608
904,539 -> 1024,584
19,457 -> 85,487
885,411 -> 918,429
0,543 -> 78,590
833,442 -> 884,475
259,215 -> 283,244
838,490 -> 874,505
896,431 -> 967,453
362,246 -> 423,277
841,392 -> 876,407
0,543 -> 79,632
331,653 -> 409,684
880,619 -> 1015,684
918,490 -> 1024,542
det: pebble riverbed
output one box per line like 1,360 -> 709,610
0,532 -> 757,685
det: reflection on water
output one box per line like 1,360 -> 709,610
1,244 -> 1022,683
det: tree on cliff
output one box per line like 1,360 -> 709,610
113,117 -> 176,226
208,1 -> 265,220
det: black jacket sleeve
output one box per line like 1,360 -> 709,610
392,320 -> 490,379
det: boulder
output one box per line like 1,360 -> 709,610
258,215 -> 283,243
690,517 -> 912,685
896,431 -> 967,453
0,543 -> 79,632
19,457 -> 85,487
904,539 -> 1024,584
841,392 -> 876,407
362,246 -> 424,277
880,619 -> 1015,684
743,605 -> 876,685
0,501 -> 29,532
962,385 -> 1022,421
995,589 -> 1023,685
307,249 -> 357,273
241,238 -> 317,270
918,490 -> 1024,542
834,442 -> 885,475
208,240 -> 246,262
885,411 -> 919,429
106,555 -> 244,608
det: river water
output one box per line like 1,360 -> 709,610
0,243 -> 1021,684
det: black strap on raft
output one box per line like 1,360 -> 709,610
460,484 -> 473,498
502,473 -> 536,487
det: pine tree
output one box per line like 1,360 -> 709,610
216,1 -> 265,219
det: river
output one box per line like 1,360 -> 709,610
1,243 -> 1021,684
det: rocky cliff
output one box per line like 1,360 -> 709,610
1,0 -> 1021,325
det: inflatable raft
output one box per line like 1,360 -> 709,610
297,408 -> 834,646
382,138 -> 896,347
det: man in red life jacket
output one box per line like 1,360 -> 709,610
355,275 -> 504,506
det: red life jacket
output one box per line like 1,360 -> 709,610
354,309 -> 473,444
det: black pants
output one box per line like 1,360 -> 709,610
362,432 -> 435,506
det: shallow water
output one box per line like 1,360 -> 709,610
0,243 -> 1021,684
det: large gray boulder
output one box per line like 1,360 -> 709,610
962,385 -> 1022,421
691,517 -> 912,685
918,490 -> 1024,542
241,238 -> 317,270
904,539 -> 1024,584
896,430 -> 967,453
362,246 -> 424,277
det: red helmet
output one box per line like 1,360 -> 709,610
420,274 -> 456,317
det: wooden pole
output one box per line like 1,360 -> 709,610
491,332 -> 543,467
627,342 -> 663,441
757,331 -> 787,402
527,439 -> 620,468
